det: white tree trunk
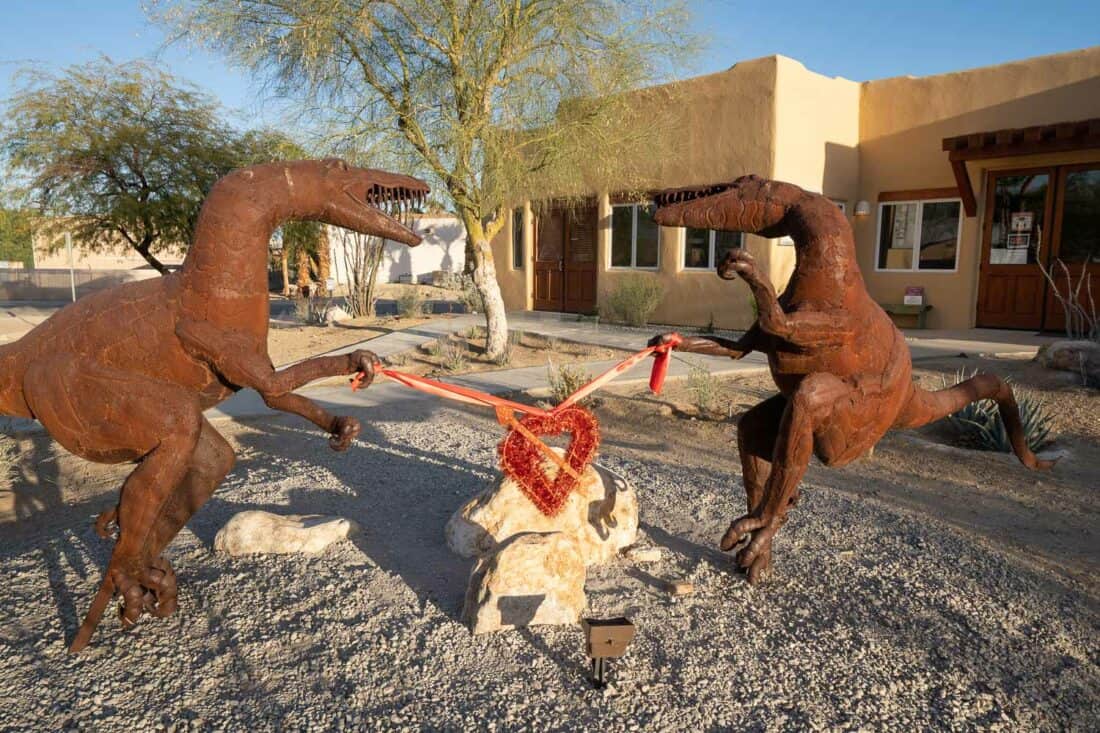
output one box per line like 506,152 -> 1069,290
462,213 -> 508,359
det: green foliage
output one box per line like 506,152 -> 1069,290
0,58 -> 250,272
546,358 -> 590,406
396,289 -> 424,318
0,208 -> 35,267
686,361 -> 722,415
945,369 -> 1053,454
602,275 -> 665,327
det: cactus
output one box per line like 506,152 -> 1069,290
944,369 -> 1052,453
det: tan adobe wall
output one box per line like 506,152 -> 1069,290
770,56 -> 861,290
854,47 -> 1100,328
491,57 -> 782,327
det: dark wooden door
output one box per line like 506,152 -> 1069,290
533,204 -> 598,313
1043,162 -> 1100,333
563,204 -> 598,313
976,168 -> 1055,329
533,209 -> 564,311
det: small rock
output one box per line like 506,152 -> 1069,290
623,545 -> 662,563
462,533 -> 586,634
214,511 -> 358,556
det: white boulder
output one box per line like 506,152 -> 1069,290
462,533 -> 586,634
445,450 -> 638,566
214,510 -> 357,557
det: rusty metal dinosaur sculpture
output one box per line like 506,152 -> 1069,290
0,159 -> 429,651
650,175 -> 1053,583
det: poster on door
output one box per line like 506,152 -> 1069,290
1010,211 -> 1034,233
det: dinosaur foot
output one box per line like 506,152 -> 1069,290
720,513 -> 782,584
329,416 -> 361,451
69,556 -> 178,653
114,556 -> 179,627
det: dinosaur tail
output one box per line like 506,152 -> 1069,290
897,373 -> 1055,470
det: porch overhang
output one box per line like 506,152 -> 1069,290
942,117 -> 1100,217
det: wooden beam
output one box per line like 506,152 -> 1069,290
878,187 -> 960,202
950,160 -> 977,217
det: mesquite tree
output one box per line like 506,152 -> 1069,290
0,58 -> 244,273
153,0 -> 689,358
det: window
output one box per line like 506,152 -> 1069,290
876,199 -> 962,271
511,207 -> 524,269
610,203 -> 659,268
683,228 -> 743,269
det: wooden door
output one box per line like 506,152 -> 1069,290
563,204 -> 598,313
976,168 -> 1055,329
1043,162 -> 1100,333
533,209 -> 564,311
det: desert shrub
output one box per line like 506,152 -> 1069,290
544,335 -> 560,353
546,358 -> 590,405
396,289 -> 424,318
686,361 -> 722,415
424,339 -> 443,357
464,325 -> 481,340
944,369 -> 1052,453
440,339 -> 469,372
294,292 -> 332,326
602,275 -> 664,327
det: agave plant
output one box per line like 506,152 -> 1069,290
943,369 -> 1053,453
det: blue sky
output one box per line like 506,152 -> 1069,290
2,0 -> 1098,130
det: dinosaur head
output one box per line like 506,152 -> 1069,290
653,175 -> 808,277
285,158 -> 430,246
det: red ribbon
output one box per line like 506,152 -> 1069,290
347,334 -> 681,515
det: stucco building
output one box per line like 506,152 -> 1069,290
491,47 -> 1100,331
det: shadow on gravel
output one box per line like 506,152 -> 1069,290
215,402 -> 491,622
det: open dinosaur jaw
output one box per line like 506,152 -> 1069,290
344,176 -> 431,246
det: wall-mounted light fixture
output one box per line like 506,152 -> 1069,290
854,200 -> 872,217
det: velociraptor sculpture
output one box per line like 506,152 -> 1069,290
650,175 -> 1053,583
0,159 -> 429,652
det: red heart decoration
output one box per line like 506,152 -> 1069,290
497,406 -> 601,516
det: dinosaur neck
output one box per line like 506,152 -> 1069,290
181,171 -> 297,301
786,201 -> 867,302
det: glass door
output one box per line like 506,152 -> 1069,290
976,169 -> 1055,329
1045,163 -> 1100,332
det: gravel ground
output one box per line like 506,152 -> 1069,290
0,397 -> 1097,731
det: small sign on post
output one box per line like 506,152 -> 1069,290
903,286 -> 924,306
581,617 -> 636,689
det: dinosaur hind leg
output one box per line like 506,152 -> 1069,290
722,373 -> 859,583
145,418 -> 236,560
23,357 -> 204,653
894,377 -> 1055,470
737,394 -> 788,514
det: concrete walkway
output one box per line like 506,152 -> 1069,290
207,313 -> 1056,423
2,308 -> 1059,431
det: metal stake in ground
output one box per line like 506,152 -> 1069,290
581,617 -> 636,689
